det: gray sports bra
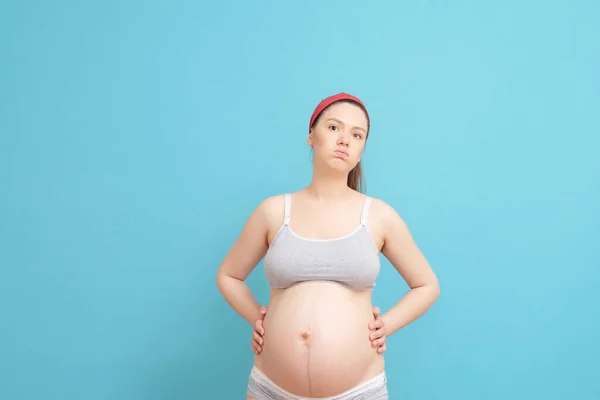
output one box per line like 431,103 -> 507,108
263,193 -> 381,291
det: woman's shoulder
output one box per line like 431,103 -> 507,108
252,193 -> 288,224
365,195 -> 395,214
365,195 -> 405,229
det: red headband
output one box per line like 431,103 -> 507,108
309,92 -> 369,132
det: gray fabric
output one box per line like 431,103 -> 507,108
263,194 -> 380,291
247,365 -> 388,400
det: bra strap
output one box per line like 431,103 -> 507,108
360,197 -> 372,226
283,193 -> 291,225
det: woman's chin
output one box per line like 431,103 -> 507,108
328,159 -> 355,172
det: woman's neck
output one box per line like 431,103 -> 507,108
305,171 -> 353,202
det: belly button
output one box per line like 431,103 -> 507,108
300,330 -> 311,341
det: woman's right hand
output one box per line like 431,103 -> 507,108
252,306 -> 268,354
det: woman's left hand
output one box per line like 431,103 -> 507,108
368,307 -> 387,354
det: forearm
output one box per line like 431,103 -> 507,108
216,273 -> 262,326
381,283 -> 440,336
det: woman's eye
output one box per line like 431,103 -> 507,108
329,125 -> 338,131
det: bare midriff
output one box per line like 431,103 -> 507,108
254,281 -> 385,397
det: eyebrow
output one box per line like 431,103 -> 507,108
326,118 -> 367,133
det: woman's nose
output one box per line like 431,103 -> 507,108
337,132 -> 350,146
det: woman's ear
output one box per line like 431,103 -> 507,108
307,129 -> 313,146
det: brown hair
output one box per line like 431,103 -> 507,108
310,99 -> 371,193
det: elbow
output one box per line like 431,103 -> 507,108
417,277 -> 440,303
419,281 -> 440,311
430,277 -> 441,301
412,274 -> 440,300
433,281 -> 441,301
215,268 -> 229,294
215,268 -> 243,295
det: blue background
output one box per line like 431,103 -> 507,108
1,1 -> 599,399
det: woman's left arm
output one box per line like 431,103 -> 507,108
378,201 -> 441,337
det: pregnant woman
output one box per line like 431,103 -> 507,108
216,93 -> 440,399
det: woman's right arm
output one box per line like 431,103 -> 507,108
216,198 -> 273,326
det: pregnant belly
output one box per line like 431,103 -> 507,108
254,282 -> 384,398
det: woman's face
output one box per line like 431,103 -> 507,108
308,102 -> 369,173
